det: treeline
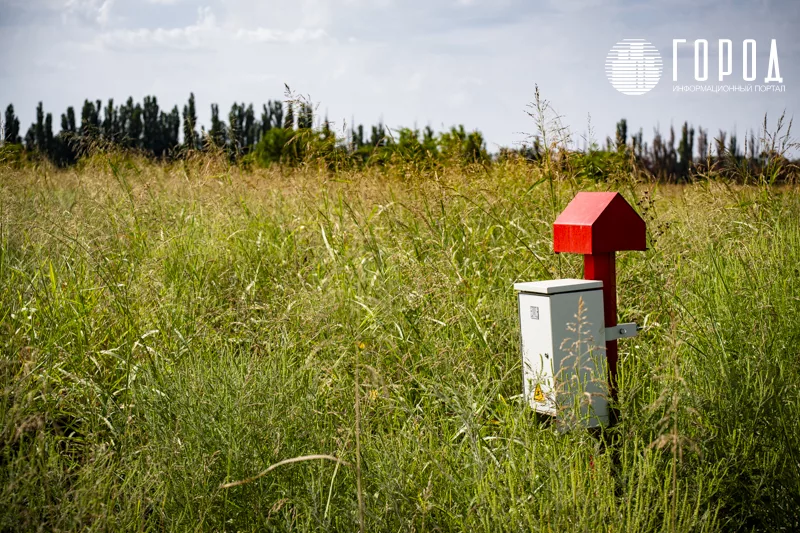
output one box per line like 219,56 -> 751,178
1,95 -> 796,182
498,116 -> 796,183
612,118 -> 794,182
590,118 -> 793,183
0,94 -> 489,168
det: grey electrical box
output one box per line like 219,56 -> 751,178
515,279 -> 609,428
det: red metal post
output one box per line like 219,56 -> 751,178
553,192 -> 646,424
583,253 -> 618,401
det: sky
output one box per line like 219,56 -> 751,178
1,0 -> 798,153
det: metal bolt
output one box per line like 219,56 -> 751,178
619,328 -> 626,335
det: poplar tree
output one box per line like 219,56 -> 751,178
129,102 -> 143,148
209,103 -> 226,148
35,102 -> 46,150
615,119 -> 627,151
4,104 -> 21,144
160,106 -> 181,154
80,99 -> 101,140
58,106 -> 78,165
244,104 -> 256,150
284,102 -> 294,130
228,102 -> 245,156
271,101 -> 284,131
677,121 -> 695,179
142,96 -> 162,155
182,93 -> 198,150
259,103 -> 272,139
102,99 -> 118,141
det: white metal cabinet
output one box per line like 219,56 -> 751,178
515,279 -> 609,428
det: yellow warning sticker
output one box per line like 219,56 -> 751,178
533,384 -> 546,403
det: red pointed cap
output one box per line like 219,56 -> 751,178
553,192 -> 646,254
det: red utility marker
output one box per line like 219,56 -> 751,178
553,192 -> 646,403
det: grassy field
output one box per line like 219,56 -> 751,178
1,154 -> 799,531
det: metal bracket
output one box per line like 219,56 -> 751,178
605,322 -> 638,341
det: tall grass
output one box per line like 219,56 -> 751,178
0,153 -> 798,531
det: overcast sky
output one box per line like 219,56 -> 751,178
1,0 -> 798,152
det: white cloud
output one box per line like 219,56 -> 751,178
235,28 -> 328,44
94,6 -> 327,50
95,6 -> 215,49
64,0 -> 115,26
97,0 -> 113,25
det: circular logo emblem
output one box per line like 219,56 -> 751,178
605,39 -> 663,95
